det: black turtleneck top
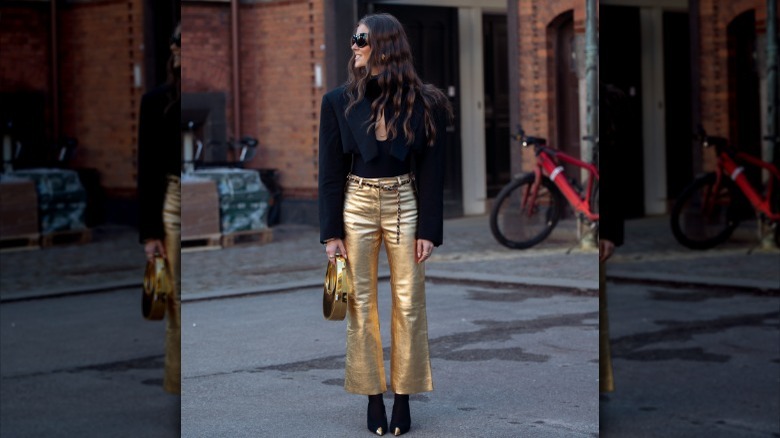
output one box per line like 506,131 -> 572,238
351,77 -> 412,178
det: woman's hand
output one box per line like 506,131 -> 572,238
325,238 -> 348,265
416,239 -> 434,264
144,239 -> 166,261
599,239 -> 615,263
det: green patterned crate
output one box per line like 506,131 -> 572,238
220,198 -> 270,233
11,168 -> 88,234
191,168 -> 270,233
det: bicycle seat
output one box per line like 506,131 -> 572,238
523,136 -> 546,146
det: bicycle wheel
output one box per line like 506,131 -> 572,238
670,172 -> 740,250
490,174 -> 564,249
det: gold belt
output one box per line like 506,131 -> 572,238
346,173 -> 415,244
346,174 -> 414,191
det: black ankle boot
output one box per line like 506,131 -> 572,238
367,394 -> 388,436
389,393 -> 411,436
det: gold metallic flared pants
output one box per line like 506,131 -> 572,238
342,174 -> 433,395
163,175 -> 181,394
599,261 -> 614,392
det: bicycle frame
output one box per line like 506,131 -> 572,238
530,145 -> 600,223
714,150 -> 780,221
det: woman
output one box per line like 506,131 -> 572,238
137,23 -> 181,395
318,13 -> 452,436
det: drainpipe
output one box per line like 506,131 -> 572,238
231,0 -> 241,142
51,0 -> 60,141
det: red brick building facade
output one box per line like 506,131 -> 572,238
1,0 -> 177,222
4,0 -> 774,223
182,0 -> 326,203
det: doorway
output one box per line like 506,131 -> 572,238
550,11 -> 581,188
663,11 -> 692,201
483,14 -> 510,198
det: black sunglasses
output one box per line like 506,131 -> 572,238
170,34 -> 181,47
351,33 -> 368,48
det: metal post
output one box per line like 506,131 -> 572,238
765,0 -> 778,248
585,0 -> 598,164
581,0 -> 598,250
768,0 -> 778,166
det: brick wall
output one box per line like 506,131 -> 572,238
182,0 -> 326,201
698,0 -> 776,169
0,6 -> 51,95
0,5 -> 53,139
516,0 -> 584,171
699,0 -> 765,138
60,0 -> 145,196
181,3 -> 231,103
1,1 -> 145,198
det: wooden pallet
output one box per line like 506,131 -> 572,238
40,229 -> 92,248
0,233 -> 41,252
181,233 -> 222,253
221,228 -> 274,248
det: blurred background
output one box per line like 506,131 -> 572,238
1,1 -> 181,436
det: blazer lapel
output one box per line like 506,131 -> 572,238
345,98 -> 378,162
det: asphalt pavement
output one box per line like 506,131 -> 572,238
1,213 -> 778,437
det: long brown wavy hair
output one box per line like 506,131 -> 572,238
164,22 -> 181,115
345,13 -> 453,147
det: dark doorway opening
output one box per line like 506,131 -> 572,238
550,11 -> 581,189
484,14 -> 510,198
663,11 -> 692,201
600,5 -> 645,219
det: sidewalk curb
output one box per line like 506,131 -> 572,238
182,269 -> 598,303
425,270 -> 599,291
0,280 -> 140,303
607,270 -> 780,291
7,269 -> 774,303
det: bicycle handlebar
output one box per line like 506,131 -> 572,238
695,125 -> 729,153
513,126 -> 547,147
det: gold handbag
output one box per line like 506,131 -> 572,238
323,255 -> 349,321
143,255 -> 171,320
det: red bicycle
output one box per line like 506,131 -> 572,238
490,130 -> 600,249
670,129 -> 780,249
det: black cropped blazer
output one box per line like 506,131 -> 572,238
318,85 -> 447,246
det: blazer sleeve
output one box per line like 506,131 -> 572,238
318,93 -> 351,243
137,91 -> 166,243
413,108 -> 446,247
598,83 -> 626,247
